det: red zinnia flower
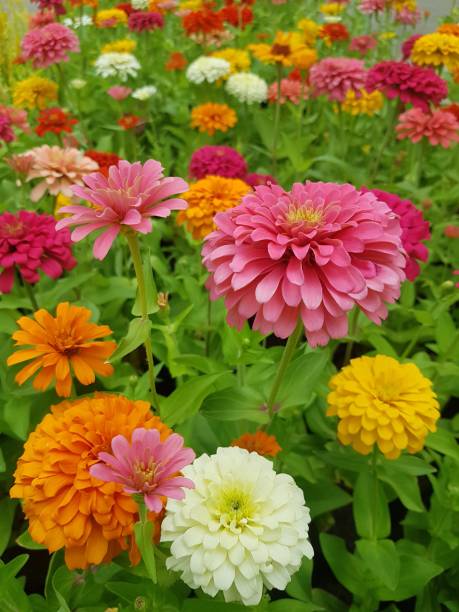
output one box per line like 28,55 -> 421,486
35,107 -> 77,137
182,7 -> 224,36
165,51 -> 187,71
85,150 -> 122,177
320,23 -> 350,45
218,4 -> 253,28
441,103 -> 459,122
118,114 -> 141,130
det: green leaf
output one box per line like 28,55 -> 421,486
0,499 -> 16,555
319,534 -> 366,596
303,481 -> 352,518
311,589 -> 347,612
378,467 -> 424,512
286,556 -> 313,602
2,398 -> 31,440
0,554 -> 31,612
376,552 -> 442,601
201,387 -> 268,424
353,469 -> 390,539
182,601 -> 247,612
110,317 -> 152,363
134,520 -> 157,584
356,539 -> 400,590
379,455 -> 435,477
0,447 -> 5,472
51,566 -> 73,612
426,427 -> 459,462
277,351 -> 329,410
16,530 -> 46,551
435,313 -> 458,356
132,251 -> 159,316
269,601 -> 323,612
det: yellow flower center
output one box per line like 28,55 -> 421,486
286,205 -> 323,226
216,486 -> 255,528
133,459 -> 158,490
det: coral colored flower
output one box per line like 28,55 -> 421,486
231,431 -> 281,457
118,114 -> 141,129
182,6 -> 224,36
327,355 -> 440,459
85,150 -> 122,177
178,176 -> 250,239
225,72 -> 268,104
189,145 -> 247,180
443,225 -> 459,238
102,39 -> 137,54
349,34 -> 377,56
0,211 -> 75,293
268,78 -> 309,105
211,48 -> 250,75
165,51 -> 187,70
366,61 -> 447,113
21,23 -> 79,69
0,105 -> 30,134
402,33 -> 422,60
5,154 -> 35,178
107,85 -> 132,100
95,8 -> 128,27
441,103 -> 459,122
358,0 -> 384,14
12,75 -> 58,110
191,103 -> 237,135
29,9 -> 56,29
90,428 -> 195,512
0,113 -> 15,143
361,188 -> 430,281
396,108 -> 459,148
310,57 -> 366,102
319,23 -> 350,45
202,182 -> 405,345
128,11 -> 164,32
35,107 -> 77,137
56,160 -> 188,260
7,303 -> 116,396
437,23 -> 459,37
161,447 -> 313,606
411,33 -> 459,70
26,145 -> 98,201
10,394 -> 171,569
245,172 -> 278,187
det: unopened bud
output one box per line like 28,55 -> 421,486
157,292 -> 169,309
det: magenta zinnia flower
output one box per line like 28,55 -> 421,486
202,182 -> 405,346
31,0 -> 66,16
0,112 -> 15,143
0,211 -> 76,293
244,172 -> 278,187
396,108 -> 459,147
21,23 -> 79,69
402,34 -> 422,60
128,11 -> 164,32
361,188 -> 430,281
89,428 -> 195,513
56,160 -> 188,260
366,61 -> 447,112
189,145 -> 247,180
309,58 -> 366,102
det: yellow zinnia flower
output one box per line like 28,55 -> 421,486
340,88 -> 384,116
249,31 -> 315,68
101,39 -> 136,54
379,31 -> 397,41
95,8 -> 127,27
12,75 -> 58,110
327,355 -> 440,459
320,2 -> 344,16
190,102 -> 237,136
297,18 -> 321,46
211,48 -> 250,75
411,32 -> 459,70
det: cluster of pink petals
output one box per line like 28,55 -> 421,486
366,61 -> 448,112
0,113 -> 15,143
310,58 -> 367,102
0,105 -> 30,134
395,6 -> 421,25
268,78 -> 309,105
29,10 -> 56,29
21,22 -> 79,69
56,160 -> 188,260
189,145 -> 247,180
26,145 -> 98,201
202,182 -> 405,346
358,0 -> 385,15
0,210 -> 76,293
245,172 -> 278,188
402,34 -> 422,60
349,35 -> 377,56
31,0 -> 65,15
396,108 -> 459,148
128,11 -> 164,32
89,428 -> 195,513
361,188 -> 429,281
107,85 -> 132,100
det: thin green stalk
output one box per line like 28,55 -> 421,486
370,447 -> 379,542
23,281 -> 39,311
271,63 -> 283,175
125,232 -> 160,411
369,100 -> 399,182
343,308 -> 359,366
205,298 -> 212,357
135,497 -> 157,584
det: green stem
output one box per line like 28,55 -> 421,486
369,100 -> 399,182
266,319 -> 304,421
125,232 -> 160,411
370,447 -> 379,542
205,298 -> 212,357
271,63 -> 283,175
135,497 -> 157,583
24,282 -> 39,311
343,308 -> 359,366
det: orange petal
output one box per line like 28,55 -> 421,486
33,366 -> 55,391
55,375 -> 72,397
15,359 -> 43,385
71,355 -> 95,386
7,348 -> 46,365
55,356 -> 70,381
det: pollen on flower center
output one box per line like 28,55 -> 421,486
133,459 -> 158,490
285,204 -> 324,226
216,486 -> 255,527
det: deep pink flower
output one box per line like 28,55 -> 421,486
358,0 -> 385,14
21,23 -> 79,69
89,428 -> 195,513
366,61 -> 447,112
189,145 -> 247,180
268,78 -> 309,105
0,211 -> 76,293
56,160 -> 188,260
31,0 -> 65,15
309,58 -> 366,102
202,182 -> 405,346
0,113 -> 15,143
396,108 -> 459,147
402,34 -> 422,60
107,85 -> 132,100
128,11 -> 164,32
349,35 -> 377,56
361,188 -> 429,281
244,172 -> 278,187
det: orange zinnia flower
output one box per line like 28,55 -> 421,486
231,431 -> 282,457
117,114 -> 141,130
7,302 -> 116,397
165,51 -> 188,71
10,393 -> 171,569
190,103 -> 237,135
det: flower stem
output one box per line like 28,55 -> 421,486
125,232 -> 160,411
23,281 -> 39,311
266,319 -> 304,421
369,100 -> 399,182
271,63 -> 283,175
343,308 -> 359,366
135,497 -> 157,584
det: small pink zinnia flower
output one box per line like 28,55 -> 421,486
107,85 -> 132,100
56,160 -> 188,260
309,58 -> 366,102
189,145 -> 247,180
395,6 -> 421,26
244,172 -> 278,188
31,0 -> 66,15
29,9 -> 56,29
128,11 -> 164,33
89,428 -> 195,513
268,78 -> 309,105
358,0 -> 385,14
396,108 -> 459,148
0,113 -> 15,143
202,182 -> 405,346
0,210 -> 76,293
0,105 -> 30,134
349,35 -> 377,56
21,23 -> 79,69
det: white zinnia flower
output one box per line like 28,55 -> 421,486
186,57 -> 230,84
131,0 -> 149,8
94,52 -> 140,82
63,15 -> 93,28
132,85 -> 158,100
70,78 -> 87,90
225,72 -> 268,105
161,447 -> 313,606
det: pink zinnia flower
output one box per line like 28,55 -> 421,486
107,85 -> 132,100
402,34 -> 422,60
349,35 -> 377,56
309,58 -> 366,102
366,61 -> 448,112
31,0 -> 65,15
395,7 -> 421,26
0,211 -> 76,293
0,105 -> 30,134
244,172 -> 278,187
56,160 -> 188,260
361,188 -> 430,281
268,78 -> 309,105
128,11 -> 164,33
89,428 -> 195,513
21,23 -> 79,69
189,145 -> 247,180
0,113 -> 15,143
358,0 -> 385,15
29,9 -> 56,29
202,182 -> 405,346
396,108 -> 459,148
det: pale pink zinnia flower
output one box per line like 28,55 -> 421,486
56,160 -> 188,260
202,182 -> 405,346
89,428 -> 195,513
358,0 -> 385,15
396,108 -> 459,148
26,145 -> 99,201
309,58 -> 366,102
268,79 -> 309,105
107,85 -> 132,100
21,23 -> 79,69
